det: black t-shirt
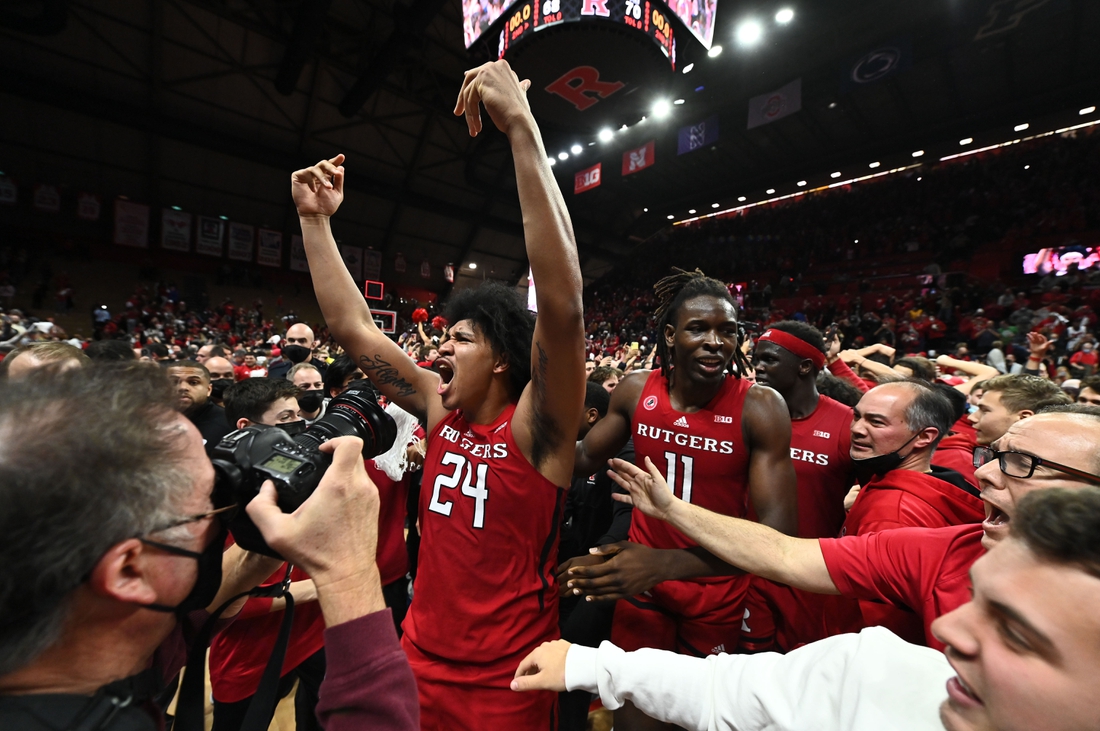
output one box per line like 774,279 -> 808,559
188,400 -> 232,454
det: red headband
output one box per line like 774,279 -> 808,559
757,329 -> 827,370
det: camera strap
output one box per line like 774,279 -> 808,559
174,565 -> 296,731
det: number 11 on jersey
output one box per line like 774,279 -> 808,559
663,451 -> 694,503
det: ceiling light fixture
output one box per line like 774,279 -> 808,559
775,8 -> 794,23
830,171 -> 842,178
598,128 -> 614,142
766,188 -> 775,194
912,150 -> 924,157
959,138 -> 973,145
712,203 -> 720,208
708,45 -> 723,57
667,214 -> 675,219
652,100 -> 672,118
868,161 -> 880,168
797,180 -> 806,186
1080,106 -> 1096,115
1014,123 -> 1029,132
570,144 -> 583,154
558,151 -> 569,160
736,20 -> 763,47
673,99 -> 685,105
737,196 -> 746,202
468,262 -> 477,269
682,63 -> 694,74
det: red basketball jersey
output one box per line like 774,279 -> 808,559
402,404 -> 564,666
789,395 -> 854,539
629,370 -> 753,559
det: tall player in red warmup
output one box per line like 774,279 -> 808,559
743,321 -> 856,652
568,268 -> 797,731
291,61 -> 585,730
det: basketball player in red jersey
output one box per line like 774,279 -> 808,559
742,321 -> 856,652
291,60 -> 585,730
568,268 -> 797,731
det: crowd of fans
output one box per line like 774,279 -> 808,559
5,92 -> 1100,731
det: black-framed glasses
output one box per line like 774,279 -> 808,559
144,503 -> 238,536
972,447 -> 1100,485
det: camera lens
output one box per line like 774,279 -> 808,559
294,381 -> 397,459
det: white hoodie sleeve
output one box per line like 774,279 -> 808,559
564,626 -> 952,731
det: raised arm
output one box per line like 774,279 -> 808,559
935,354 -> 999,394
292,156 -> 444,426
455,61 -> 585,486
743,385 -> 798,535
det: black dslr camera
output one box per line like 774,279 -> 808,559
211,382 -> 398,558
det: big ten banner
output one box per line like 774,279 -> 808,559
161,209 -> 192,252
114,199 -> 150,248
197,216 -> 225,257
364,248 -> 383,281
574,162 -> 602,194
257,229 -> 283,267
289,234 -> 309,272
340,244 -> 363,280
228,222 -> 255,261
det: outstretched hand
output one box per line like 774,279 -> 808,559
291,154 -> 346,218
607,456 -> 677,523
454,60 -> 533,138
512,640 -> 572,693
1026,331 -> 1052,358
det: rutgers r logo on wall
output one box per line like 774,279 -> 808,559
545,66 -> 625,111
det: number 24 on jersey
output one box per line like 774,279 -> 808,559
428,452 -> 489,529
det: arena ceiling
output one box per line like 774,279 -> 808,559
0,0 -> 1097,291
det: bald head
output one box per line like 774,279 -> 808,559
285,324 -> 315,348
204,356 -> 235,381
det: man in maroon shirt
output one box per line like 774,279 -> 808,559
603,405 -> 1100,649
0,365 -> 419,730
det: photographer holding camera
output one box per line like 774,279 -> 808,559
0,364 -> 418,731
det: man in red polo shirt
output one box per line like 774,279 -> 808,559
602,406 -> 1100,649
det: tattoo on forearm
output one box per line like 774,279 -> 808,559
359,354 -> 417,397
529,341 -> 561,469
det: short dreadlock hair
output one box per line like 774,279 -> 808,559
653,267 -> 747,382
444,281 -> 534,399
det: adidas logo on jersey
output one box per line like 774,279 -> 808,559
714,415 -> 733,424
673,416 -> 689,428
813,429 -> 831,439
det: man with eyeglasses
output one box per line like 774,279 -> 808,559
511,486 -> 1100,731
0,365 -> 419,730
578,405 -> 1100,649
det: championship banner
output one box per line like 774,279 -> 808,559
76,192 -> 101,221
678,115 -> 719,154
257,228 -> 283,267
33,184 -> 60,213
289,234 -> 309,272
364,249 -> 383,281
114,199 -> 150,248
840,38 -> 912,93
227,222 -> 254,262
420,260 -> 431,279
197,216 -> 225,257
574,162 -> 602,194
746,78 -> 801,129
622,140 -> 655,176
161,209 -> 192,252
340,244 -> 363,280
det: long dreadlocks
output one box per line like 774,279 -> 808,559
653,267 -> 749,382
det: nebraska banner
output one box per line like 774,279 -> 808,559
196,216 -> 225,257
747,78 -> 801,129
622,140 -> 655,176
114,199 -> 150,248
289,234 -> 309,272
161,209 -> 192,252
257,228 -> 283,267
574,163 -> 602,194
227,222 -> 254,261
